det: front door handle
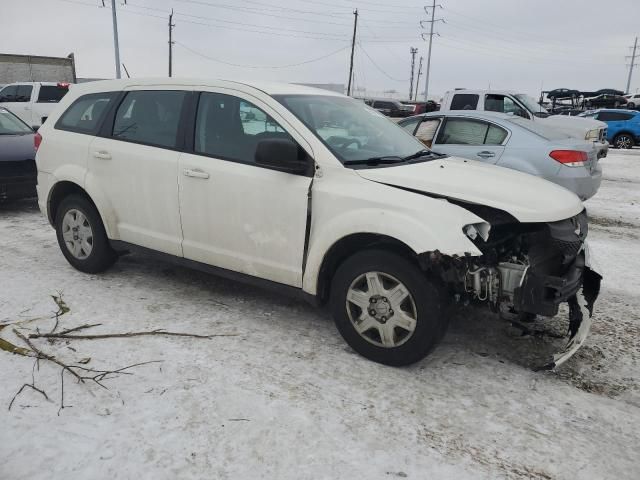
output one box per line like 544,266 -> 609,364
93,150 -> 111,160
477,150 -> 496,159
183,168 -> 210,179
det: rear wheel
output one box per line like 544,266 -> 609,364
55,194 -> 116,273
329,250 -> 448,366
613,133 -> 634,149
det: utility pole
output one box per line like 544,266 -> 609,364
409,47 -> 418,100
347,9 -> 358,96
421,2 -> 443,102
414,56 -> 423,101
110,0 -> 121,79
169,9 -> 175,77
625,36 -> 638,94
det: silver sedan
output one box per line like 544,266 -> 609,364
398,111 -> 602,200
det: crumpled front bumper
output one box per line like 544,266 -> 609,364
537,243 -> 602,370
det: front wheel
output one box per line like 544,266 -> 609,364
55,194 -> 117,273
329,250 -> 449,366
613,133 -> 634,149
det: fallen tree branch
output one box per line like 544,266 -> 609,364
8,383 -> 49,411
29,329 -> 237,340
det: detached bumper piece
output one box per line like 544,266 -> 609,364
514,253 -> 585,318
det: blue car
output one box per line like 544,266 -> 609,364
579,109 -> 640,149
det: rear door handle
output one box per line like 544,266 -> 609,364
477,151 -> 496,158
183,168 -> 210,179
93,150 -> 111,160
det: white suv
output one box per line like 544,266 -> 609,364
35,79 -> 601,368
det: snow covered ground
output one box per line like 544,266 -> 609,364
1,150 -> 639,479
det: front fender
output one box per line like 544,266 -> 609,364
302,206 -> 483,295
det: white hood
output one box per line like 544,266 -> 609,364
356,157 -> 584,223
540,115 -> 606,140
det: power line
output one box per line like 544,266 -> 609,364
175,41 -> 349,68
358,42 -> 409,82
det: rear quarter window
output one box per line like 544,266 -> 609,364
55,92 -> 118,134
450,94 -> 479,110
38,85 -> 69,103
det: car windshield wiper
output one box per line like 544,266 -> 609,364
343,156 -> 405,166
402,149 -> 445,161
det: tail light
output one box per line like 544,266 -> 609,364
34,132 -> 42,152
549,150 -> 587,167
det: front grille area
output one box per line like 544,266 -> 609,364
552,238 -> 582,257
0,159 -> 36,178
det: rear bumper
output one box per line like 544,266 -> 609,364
0,175 -> 37,201
552,163 -> 602,200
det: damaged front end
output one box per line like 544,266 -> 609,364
429,206 -> 602,369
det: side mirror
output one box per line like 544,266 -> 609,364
255,138 -> 309,175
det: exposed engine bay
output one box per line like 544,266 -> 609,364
423,206 -> 602,370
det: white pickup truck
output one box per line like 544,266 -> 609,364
0,82 -> 70,129
441,89 -> 608,158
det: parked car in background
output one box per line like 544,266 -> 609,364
364,98 -> 413,117
441,89 -> 609,158
0,82 -> 70,128
401,100 -> 439,115
584,93 -> 627,109
35,78 -> 600,368
579,109 -> 640,149
0,107 -> 37,201
624,93 -> 640,110
398,111 -> 602,200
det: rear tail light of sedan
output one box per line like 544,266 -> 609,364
549,150 -> 588,167
34,132 -> 42,152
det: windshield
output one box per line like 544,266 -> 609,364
275,95 -> 430,166
0,109 -> 32,134
515,94 -> 548,115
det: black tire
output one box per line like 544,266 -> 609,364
613,133 -> 634,149
55,194 -> 116,273
329,249 -> 449,366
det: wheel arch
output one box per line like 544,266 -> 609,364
47,180 -> 118,239
312,233 -> 422,305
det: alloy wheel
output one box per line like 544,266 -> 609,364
61,209 -> 94,259
345,271 -> 418,348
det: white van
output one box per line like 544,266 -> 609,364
0,82 -> 70,128
35,78 -> 600,368
441,89 -> 609,158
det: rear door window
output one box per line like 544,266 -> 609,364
37,85 -> 69,103
56,92 -> 118,134
112,90 -> 186,148
436,118 -> 491,145
450,94 -> 479,110
15,85 -> 33,102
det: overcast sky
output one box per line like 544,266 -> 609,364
2,0 -> 639,99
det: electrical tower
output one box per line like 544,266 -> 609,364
626,36 -> 638,94
414,56 -> 423,101
420,2 -> 444,102
409,47 -> 418,100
